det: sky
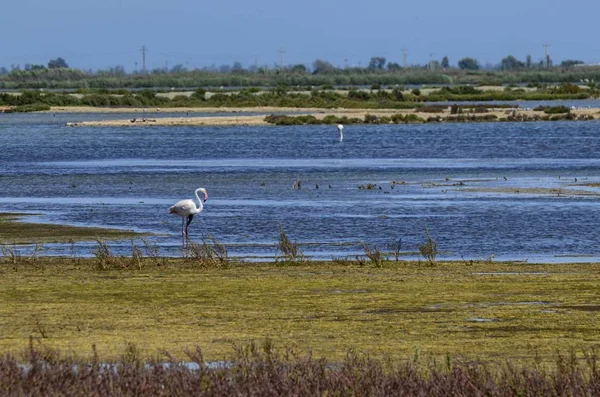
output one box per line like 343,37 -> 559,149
1,0 -> 598,72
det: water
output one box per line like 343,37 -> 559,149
2,112 -> 600,262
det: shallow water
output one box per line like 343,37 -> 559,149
1,112 -> 600,262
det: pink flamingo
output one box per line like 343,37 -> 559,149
169,188 -> 208,242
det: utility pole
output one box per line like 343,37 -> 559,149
134,62 -> 138,72
344,58 -> 348,69
279,47 -> 285,70
543,43 -> 551,68
141,45 -> 147,72
429,53 -> 434,70
401,48 -> 408,68
164,60 -> 168,72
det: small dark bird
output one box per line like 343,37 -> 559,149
130,118 -> 136,123
315,184 -> 319,189
503,176 -> 507,181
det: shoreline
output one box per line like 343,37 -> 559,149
58,106 -> 600,127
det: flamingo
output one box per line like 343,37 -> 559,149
337,124 -> 344,142
169,188 -> 208,241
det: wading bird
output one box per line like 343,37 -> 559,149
337,124 -> 344,142
169,188 -> 208,242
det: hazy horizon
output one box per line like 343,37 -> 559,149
1,0 -> 597,72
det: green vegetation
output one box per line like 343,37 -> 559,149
2,251 -> 600,363
0,213 -> 144,244
4,54 -> 600,89
0,83 -> 596,113
3,103 -> 51,113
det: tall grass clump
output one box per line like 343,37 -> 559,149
276,227 -> 305,264
1,243 -> 21,264
388,237 -> 403,262
186,234 -> 229,268
141,238 -> 167,266
360,242 -> 385,267
418,229 -> 438,265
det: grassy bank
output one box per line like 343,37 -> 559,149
1,254 -> 599,363
0,213 -> 144,244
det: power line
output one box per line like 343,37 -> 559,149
141,45 -> 147,72
543,43 -> 551,68
279,48 -> 285,70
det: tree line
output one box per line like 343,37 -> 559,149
0,55 -> 596,89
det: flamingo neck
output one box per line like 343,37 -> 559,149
194,189 -> 205,212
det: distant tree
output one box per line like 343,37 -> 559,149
48,57 -> 68,69
290,64 -> 307,73
219,64 -> 232,73
312,59 -> 335,74
457,57 -> 480,70
500,55 -> 525,70
232,61 -> 244,72
0,67 -> 8,75
526,55 -> 532,69
368,57 -> 386,70
24,64 -> 46,71
10,64 -> 20,71
429,60 -> 441,70
191,88 -> 206,101
170,64 -> 188,73
441,56 -> 450,69
560,59 -> 584,68
98,65 -> 126,76
387,62 -> 402,71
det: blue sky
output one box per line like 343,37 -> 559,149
1,0 -> 596,71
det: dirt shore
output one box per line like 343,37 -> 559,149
60,106 -> 600,127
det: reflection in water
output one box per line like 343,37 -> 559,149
2,113 -> 600,262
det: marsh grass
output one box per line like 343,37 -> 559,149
3,341 -> 600,396
130,240 -> 143,270
1,242 -> 46,266
388,237 -> 403,262
361,242 -> 385,267
4,258 -> 600,365
1,243 -> 20,264
141,237 -> 167,266
276,227 -> 305,264
0,212 -> 144,244
418,229 -> 438,265
186,234 -> 229,268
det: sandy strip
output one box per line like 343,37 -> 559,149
49,106 -> 600,127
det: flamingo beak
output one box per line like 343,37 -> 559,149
203,192 -> 208,202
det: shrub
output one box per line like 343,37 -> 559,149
544,105 -> 570,114
4,103 -> 50,113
